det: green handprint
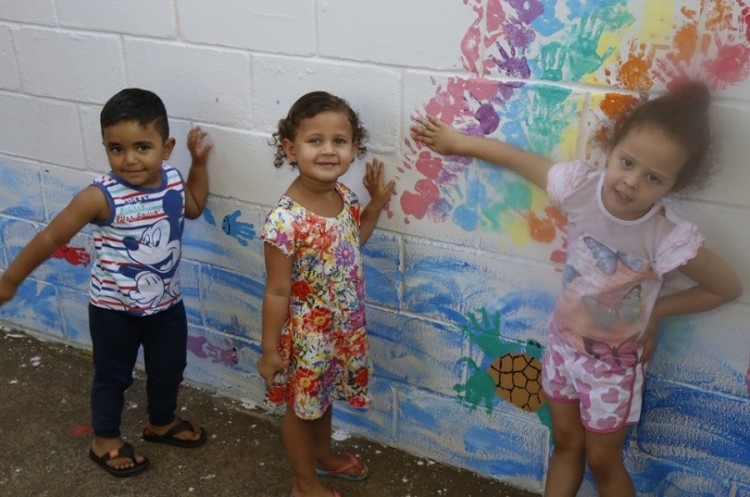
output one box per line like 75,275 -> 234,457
540,42 -> 565,81
566,13 -> 616,80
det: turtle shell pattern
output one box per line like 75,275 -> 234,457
488,352 -> 546,412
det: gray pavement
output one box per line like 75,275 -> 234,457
0,327 -> 539,497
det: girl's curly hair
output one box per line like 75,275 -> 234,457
271,91 -> 368,168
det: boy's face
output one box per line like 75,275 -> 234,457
102,120 -> 175,189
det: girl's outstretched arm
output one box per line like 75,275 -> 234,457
258,243 -> 292,389
360,158 -> 396,246
0,185 -> 108,305
184,126 -> 212,219
641,246 -> 743,361
411,115 -> 553,191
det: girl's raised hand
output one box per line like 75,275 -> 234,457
411,115 -> 464,156
363,158 -> 396,208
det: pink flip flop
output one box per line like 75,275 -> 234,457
315,452 -> 368,481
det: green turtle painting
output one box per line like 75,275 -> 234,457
453,309 -> 552,429
488,340 -> 551,428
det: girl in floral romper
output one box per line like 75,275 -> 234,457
259,91 -> 395,497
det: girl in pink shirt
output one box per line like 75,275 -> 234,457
412,82 -> 742,497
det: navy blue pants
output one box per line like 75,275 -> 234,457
88,301 -> 187,438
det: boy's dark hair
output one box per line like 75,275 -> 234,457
610,81 -> 713,191
271,91 -> 368,168
100,88 -> 170,142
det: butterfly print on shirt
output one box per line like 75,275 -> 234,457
583,236 -> 645,275
581,284 -> 642,330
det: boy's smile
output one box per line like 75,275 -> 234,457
102,120 -> 175,189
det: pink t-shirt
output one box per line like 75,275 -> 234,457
547,160 -> 703,360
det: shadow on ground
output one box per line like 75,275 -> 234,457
0,327 -> 540,497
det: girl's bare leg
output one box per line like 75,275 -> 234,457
281,408 -> 334,497
543,400 -> 586,497
586,427 -> 635,497
310,406 -> 367,478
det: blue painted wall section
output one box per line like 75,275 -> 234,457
1,162 -> 748,494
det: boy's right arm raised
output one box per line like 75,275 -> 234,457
412,115 -> 553,191
0,186 -> 107,305
258,243 -> 292,389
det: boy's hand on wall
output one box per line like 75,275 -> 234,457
187,126 -> 212,167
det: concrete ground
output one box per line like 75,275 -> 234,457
0,327 -> 540,497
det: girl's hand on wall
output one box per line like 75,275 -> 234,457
363,158 -> 396,209
411,115 -> 464,156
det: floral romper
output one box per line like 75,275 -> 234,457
261,183 -> 371,420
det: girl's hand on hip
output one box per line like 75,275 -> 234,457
638,316 -> 659,363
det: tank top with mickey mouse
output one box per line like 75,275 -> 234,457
88,165 -> 185,316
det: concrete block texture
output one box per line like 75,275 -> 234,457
0,94 -> 84,168
0,25 -> 20,90
14,27 -> 125,102
125,39 -> 253,129
177,0 -> 315,56
56,0 -> 176,38
0,0 -> 55,24
318,0 -> 474,70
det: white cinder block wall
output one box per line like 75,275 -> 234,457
1,1 -> 749,495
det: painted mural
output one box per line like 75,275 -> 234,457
399,0 -> 750,257
0,1 -> 749,495
395,0 -> 750,494
454,308 -> 552,429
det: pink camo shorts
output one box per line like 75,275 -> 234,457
542,325 -> 646,433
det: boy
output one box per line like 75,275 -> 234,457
0,88 -> 212,477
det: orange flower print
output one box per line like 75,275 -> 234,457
302,307 -> 333,333
296,368 -> 320,396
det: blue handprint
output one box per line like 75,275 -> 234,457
221,210 -> 256,247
